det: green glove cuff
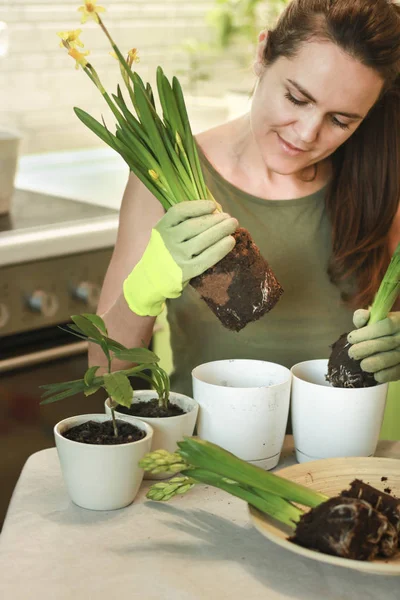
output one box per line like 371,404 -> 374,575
123,229 -> 183,317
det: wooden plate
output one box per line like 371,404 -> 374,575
248,457 -> 400,575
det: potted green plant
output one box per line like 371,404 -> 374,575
40,314 -> 158,510
41,314 -> 198,491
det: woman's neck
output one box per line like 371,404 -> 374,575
197,115 -> 332,201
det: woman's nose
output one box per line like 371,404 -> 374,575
295,113 -> 322,145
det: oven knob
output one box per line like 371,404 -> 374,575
0,303 -> 9,328
27,291 -> 59,317
71,282 -> 101,308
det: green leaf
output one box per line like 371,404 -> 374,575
146,82 -> 156,109
103,372 -> 133,408
71,315 -> 104,342
104,337 -> 126,351
58,324 -> 92,342
74,107 -> 120,151
113,86 -> 152,148
81,314 -> 108,335
40,378 -> 86,395
113,347 -> 160,364
84,385 -> 102,397
172,76 -> 207,199
40,386 -> 84,405
100,339 -> 111,361
133,73 -> 187,202
84,366 -> 100,386
157,67 -> 185,140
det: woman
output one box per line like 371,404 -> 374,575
90,0 -> 400,395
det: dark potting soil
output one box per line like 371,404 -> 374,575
62,420 -> 146,445
326,332 -> 376,388
116,399 -> 185,419
341,479 -> 400,540
190,227 -> 283,332
290,495 -> 398,560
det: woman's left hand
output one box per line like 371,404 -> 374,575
347,309 -> 400,383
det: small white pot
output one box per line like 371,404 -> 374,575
105,391 -> 199,479
192,359 -> 292,470
291,359 -> 389,463
54,413 -> 153,510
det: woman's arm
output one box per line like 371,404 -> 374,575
88,171 -> 165,372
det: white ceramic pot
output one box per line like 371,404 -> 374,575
105,391 -> 199,479
192,359 -> 292,470
54,413 -> 153,510
291,359 -> 389,463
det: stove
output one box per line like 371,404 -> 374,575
0,152 -> 136,529
0,188 -> 119,342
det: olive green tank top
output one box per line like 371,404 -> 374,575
167,151 -> 355,397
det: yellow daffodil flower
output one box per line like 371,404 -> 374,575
110,48 -> 140,66
57,29 -> 84,49
68,47 -> 90,70
127,48 -> 140,66
78,1 -> 106,24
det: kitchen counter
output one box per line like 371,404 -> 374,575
0,189 -> 119,267
1,436 -> 399,600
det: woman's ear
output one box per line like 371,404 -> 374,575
253,30 -> 268,76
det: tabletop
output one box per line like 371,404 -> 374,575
1,436 -> 400,600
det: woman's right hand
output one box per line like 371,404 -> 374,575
123,200 -> 238,317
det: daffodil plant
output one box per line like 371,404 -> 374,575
57,1 -> 219,212
40,314 -> 170,437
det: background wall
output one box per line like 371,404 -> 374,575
1,0 -> 252,154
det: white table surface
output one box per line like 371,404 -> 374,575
1,436 -> 400,600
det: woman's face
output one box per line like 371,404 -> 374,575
250,38 -> 384,176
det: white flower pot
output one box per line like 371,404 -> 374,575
192,359 -> 292,470
54,413 -> 153,510
105,391 -> 199,479
291,359 -> 389,463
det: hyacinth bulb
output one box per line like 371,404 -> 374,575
326,332 -> 376,388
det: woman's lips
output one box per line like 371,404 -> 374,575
277,133 -> 307,156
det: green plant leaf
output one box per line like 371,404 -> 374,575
84,385 -> 102,397
40,386 -> 84,405
100,339 -> 111,361
71,315 -> 104,341
84,366 -> 100,386
81,314 -> 108,335
113,347 -> 160,363
133,73 -> 186,201
74,107 -> 120,151
39,378 -> 86,395
104,337 -> 126,351
172,76 -> 207,199
103,372 -> 133,408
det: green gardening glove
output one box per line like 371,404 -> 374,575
347,309 -> 400,383
123,200 -> 238,316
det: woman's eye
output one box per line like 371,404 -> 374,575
285,91 -> 350,131
331,116 -> 349,130
284,92 -> 306,106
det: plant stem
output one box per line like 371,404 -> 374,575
107,353 -> 119,438
109,400 -> 119,438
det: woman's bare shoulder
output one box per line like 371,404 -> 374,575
196,119 -> 240,171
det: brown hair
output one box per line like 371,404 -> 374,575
262,0 -> 400,307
